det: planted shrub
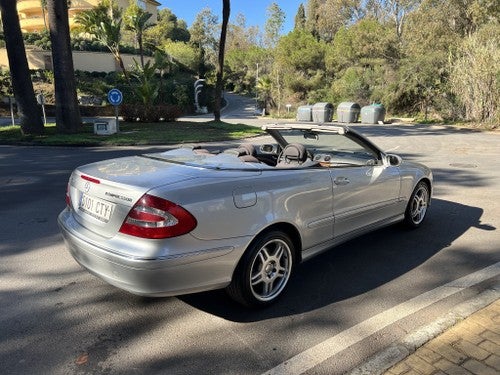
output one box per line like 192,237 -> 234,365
121,104 -> 182,122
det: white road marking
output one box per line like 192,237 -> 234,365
262,262 -> 500,375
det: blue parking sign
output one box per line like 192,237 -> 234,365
107,89 -> 123,106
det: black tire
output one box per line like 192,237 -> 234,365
404,181 -> 430,228
226,231 -> 295,307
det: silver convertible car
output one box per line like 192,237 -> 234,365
58,123 -> 432,307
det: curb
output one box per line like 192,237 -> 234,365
346,282 -> 500,375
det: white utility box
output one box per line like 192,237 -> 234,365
94,119 -> 117,135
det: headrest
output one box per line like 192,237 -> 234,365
282,143 -> 307,163
238,143 -> 256,156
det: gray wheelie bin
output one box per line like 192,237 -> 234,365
296,105 -> 313,121
361,104 -> 386,124
312,102 -> 334,123
337,102 -> 361,123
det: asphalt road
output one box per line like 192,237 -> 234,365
0,122 -> 499,375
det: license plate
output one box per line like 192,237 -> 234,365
78,193 -> 114,223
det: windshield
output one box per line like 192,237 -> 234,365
277,129 -> 376,157
142,126 -> 381,170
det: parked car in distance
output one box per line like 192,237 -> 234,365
58,123 -> 432,307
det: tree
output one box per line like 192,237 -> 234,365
369,0 -> 421,39
256,76 -> 275,113
389,0 -> 420,39
305,0 -> 321,38
144,8 -> 190,46
189,7 -> 219,76
130,60 -> 159,106
41,0 -> 48,31
75,0 -> 129,81
294,3 -> 306,31
46,0 -> 82,133
214,0 -> 230,121
264,3 -> 285,49
325,0 -> 360,41
331,66 -> 368,103
397,0 -> 463,118
0,0 -> 44,135
273,30 -> 326,102
162,40 -> 199,72
225,45 -> 267,94
326,19 -> 398,72
450,23 -> 499,123
275,30 -> 325,72
123,1 -> 153,68
223,13 -> 264,93
226,13 -> 259,51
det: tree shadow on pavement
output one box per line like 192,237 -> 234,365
350,123 -> 483,138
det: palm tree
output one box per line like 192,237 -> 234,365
75,1 -> 129,82
0,0 -> 44,135
214,0 -> 230,121
124,2 -> 153,68
40,0 -> 48,31
46,0 -> 82,133
256,76 -> 274,115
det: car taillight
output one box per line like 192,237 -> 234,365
119,194 -> 197,239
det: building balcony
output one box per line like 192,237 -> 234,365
68,0 -> 95,11
17,0 -> 43,14
19,17 -> 46,33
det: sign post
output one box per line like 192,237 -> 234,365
107,88 -> 123,132
36,93 -> 46,125
9,96 -> 15,126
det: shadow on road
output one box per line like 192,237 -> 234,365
180,198 -> 493,321
0,197 -> 493,374
351,123 -> 483,138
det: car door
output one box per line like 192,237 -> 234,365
257,167 -> 335,251
331,163 -> 401,238
321,130 -> 402,238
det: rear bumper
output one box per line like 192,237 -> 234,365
58,209 -> 249,297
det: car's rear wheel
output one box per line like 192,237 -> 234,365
404,181 -> 430,228
227,231 -> 294,307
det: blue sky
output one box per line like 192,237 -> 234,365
157,1 -> 304,34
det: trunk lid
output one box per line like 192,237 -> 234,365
68,155 -> 197,238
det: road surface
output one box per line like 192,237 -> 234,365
1,109 -> 499,374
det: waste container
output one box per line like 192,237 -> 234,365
312,102 -> 334,123
361,104 -> 386,124
337,102 -> 361,123
296,105 -> 313,122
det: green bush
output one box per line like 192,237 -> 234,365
121,104 -> 183,122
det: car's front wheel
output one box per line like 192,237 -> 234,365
227,231 -> 294,307
404,181 -> 430,228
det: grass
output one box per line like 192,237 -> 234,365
0,121 -> 264,146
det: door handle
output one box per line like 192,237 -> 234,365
334,177 -> 350,185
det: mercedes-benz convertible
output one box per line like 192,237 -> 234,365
58,123 -> 432,307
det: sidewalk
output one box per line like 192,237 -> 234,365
348,285 -> 500,375
385,299 -> 500,375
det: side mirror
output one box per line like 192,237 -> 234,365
387,154 -> 402,166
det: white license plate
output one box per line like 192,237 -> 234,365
78,193 -> 114,223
